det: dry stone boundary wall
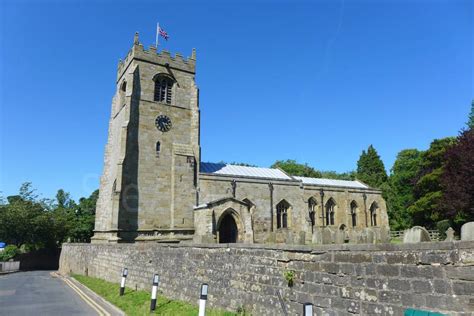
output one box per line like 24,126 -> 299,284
59,242 -> 474,315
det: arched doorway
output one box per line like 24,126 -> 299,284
218,213 -> 238,243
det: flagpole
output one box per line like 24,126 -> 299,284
156,22 -> 159,49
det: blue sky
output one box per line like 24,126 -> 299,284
1,0 -> 472,201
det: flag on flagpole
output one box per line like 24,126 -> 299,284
159,25 -> 169,40
156,23 -> 170,48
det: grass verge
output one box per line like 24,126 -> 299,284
72,274 -> 237,316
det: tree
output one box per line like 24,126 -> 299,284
271,159 -> 322,178
385,149 -> 423,230
441,129 -> 474,224
0,192 -> 46,248
467,100 -> 474,129
356,145 -> 388,188
69,190 -> 99,242
408,137 -> 456,228
320,170 -> 356,180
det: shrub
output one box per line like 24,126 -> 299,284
283,270 -> 295,287
436,219 -> 451,240
0,245 -> 20,261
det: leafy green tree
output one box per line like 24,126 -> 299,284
467,100 -> 474,129
320,170 -> 356,180
271,159 -> 322,178
69,190 -> 98,242
408,137 -> 456,228
385,149 -> 423,230
441,129 -> 474,225
0,193 -> 46,248
356,145 -> 388,188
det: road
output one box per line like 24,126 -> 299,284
0,270 -> 97,316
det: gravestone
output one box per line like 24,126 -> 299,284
335,230 -> 345,244
445,227 -> 455,242
366,229 -> 375,244
322,227 -> 333,244
379,227 -> 390,243
461,222 -> 474,241
403,226 -> 431,243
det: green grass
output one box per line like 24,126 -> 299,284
72,274 -> 237,316
390,238 -> 403,244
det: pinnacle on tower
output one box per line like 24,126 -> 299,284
133,32 -> 139,45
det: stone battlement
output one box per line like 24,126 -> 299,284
117,32 -> 196,81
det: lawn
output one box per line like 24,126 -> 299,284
72,274 -> 238,316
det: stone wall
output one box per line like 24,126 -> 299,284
198,174 -> 389,245
60,242 -> 473,315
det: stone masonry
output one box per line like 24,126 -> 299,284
60,241 -> 474,315
92,32 -> 390,245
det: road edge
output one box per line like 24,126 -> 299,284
51,272 -> 125,316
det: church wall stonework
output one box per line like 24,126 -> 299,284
198,175 -> 388,244
92,34 -> 390,245
60,242 -> 474,315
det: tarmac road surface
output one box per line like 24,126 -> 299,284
0,270 -> 97,316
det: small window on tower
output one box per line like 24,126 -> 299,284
156,141 -> 161,157
153,74 -> 174,104
120,81 -> 127,92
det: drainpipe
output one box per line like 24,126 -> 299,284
319,189 -> 325,226
269,182 -> 274,232
363,193 -> 368,227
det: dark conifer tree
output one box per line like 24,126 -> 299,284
356,145 -> 388,188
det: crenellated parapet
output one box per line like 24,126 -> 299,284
117,32 -> 196,81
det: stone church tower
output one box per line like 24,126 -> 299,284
92,33 -> 200,243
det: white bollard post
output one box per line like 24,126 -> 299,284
120,268 -> 128,296
150,274 -> 160,311
303,302 -> 313,316
198,283 -> 208,316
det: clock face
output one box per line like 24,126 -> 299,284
155,115 -> 172,132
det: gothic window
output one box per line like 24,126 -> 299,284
120,81 -> 127,92
153,75 -> 174,104
156,141 -> 161,157
325,198 -> 336,226
350,201 -> 357,227
276,200 -> 290,229
308,197 -> 317,227
370,202 -> 378,226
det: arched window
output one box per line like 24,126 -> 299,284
120,81 -> 127,92
350,201 -> 357,227
325,198 -> 336,226
308,197 -> 317,227
370,202 -> 378,226
154,75 -> 174,104
156,141 -> 161,157
276,200 -> 290,229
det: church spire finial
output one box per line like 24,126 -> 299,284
133,32 -> 139,45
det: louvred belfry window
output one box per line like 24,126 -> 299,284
154,75 -> 174,104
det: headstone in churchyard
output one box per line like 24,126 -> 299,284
366,229 -> 375,244
379,227 -> 390,243
335,229 -> 345,244
445,227 -> 455,241
322,227 -> 333,244
461,222 -> 474,241
403,226 -> 431,243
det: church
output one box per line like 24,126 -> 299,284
91,33 -> 389,245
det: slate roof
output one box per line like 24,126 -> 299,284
200,162 -> 292,180
293,176 -> 369,189
200,162 -> 370,189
